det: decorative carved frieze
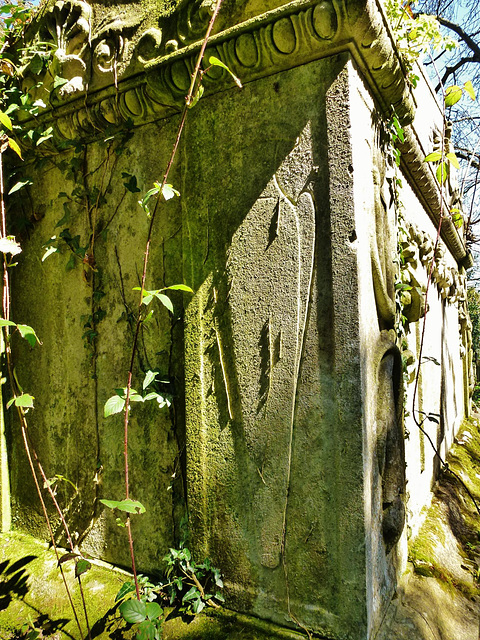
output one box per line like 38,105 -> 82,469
23,0 -> 414,140
19,0 -> 469,267
399,127 -> 472,269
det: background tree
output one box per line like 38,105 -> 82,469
415,0 -> 480,258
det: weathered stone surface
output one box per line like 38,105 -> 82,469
1,0 -> 475,639
0,531 -> 309,639
182,54 -> 369,638
376,416 -> 480,640
8,115 -> 185,570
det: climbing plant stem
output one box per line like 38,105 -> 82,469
0,150 -> 86,639
409,55 -> 480,517
122,0 -> 224,600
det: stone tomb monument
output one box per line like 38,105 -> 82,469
2,0 -> 474,638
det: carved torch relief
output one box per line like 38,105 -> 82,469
39,0 -> 92,99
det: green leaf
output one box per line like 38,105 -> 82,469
36,128 -> 54,146
392,116 -> 404,143
193,598 -> 205,614
452,212 -> 464,228
142,294 -> 154,306
143,370 -> 156,390
165,284 -> 194,293
0,236 -> 21,255
143,392 -> 161,402
209,56 -> 242,88
436,161 -> 448,184
0,112 -> 12,131
188,84 -> 204,109
145,602 -> 163,620
119,599 -> 147,624
115,580 -> 136,603
29,53 -> 43,75
58,552 -> 79,566
161,184 -> 180,201
0,319 -> 16,327
137,620 -> 158,640
156,395 -> 171,409
75,559 -> 91,577
424,151 -> 442,163
140,186 -> 160,210
143,310 -> 155,326
100,498 -> 146,514
42,245 -> 58,262
15,394 -> 34,409
445,85 -> 462,106
17,324 -> 40,347
8,138 -> 22,159
155,293 -> 174,314
446,152 -> 460,169
182,586 -> 200,603
65,253 -> 76,271
54,473 -> 78,493
8,180 -> 32,195
104,395 -> 125,417
464,80 -> 476,101
5,104 -> 18,116
53,76 -> 68,89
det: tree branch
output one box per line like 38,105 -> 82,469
436,16 -> 480,57
457,147 -> 480,170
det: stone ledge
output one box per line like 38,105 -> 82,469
22,0 -> 467,264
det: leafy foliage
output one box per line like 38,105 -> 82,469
0,3 -> 233,639
385,0 -> 456,86
113,543 -> 224,640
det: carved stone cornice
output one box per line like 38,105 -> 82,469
22,0 -> 469,266
23,0 -> 416,143
399,127 -> 472,268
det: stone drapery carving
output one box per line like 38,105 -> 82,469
432,123 -> 464,220
402,221 -> 463,305
400,222 -> 475,396
374,333 -> 405,553
371,140 -> 396,328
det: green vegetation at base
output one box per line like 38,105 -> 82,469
409,415 -> 480,600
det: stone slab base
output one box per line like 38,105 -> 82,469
0,532 -> 312,640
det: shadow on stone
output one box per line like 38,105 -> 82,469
0,555 -> 35,611
0,554 -> 72,639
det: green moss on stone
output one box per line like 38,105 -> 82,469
408,415 -> 480,602
0,532 -> 307,640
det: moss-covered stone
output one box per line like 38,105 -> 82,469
377,415 -> 480,639
0,531 -> 310,640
